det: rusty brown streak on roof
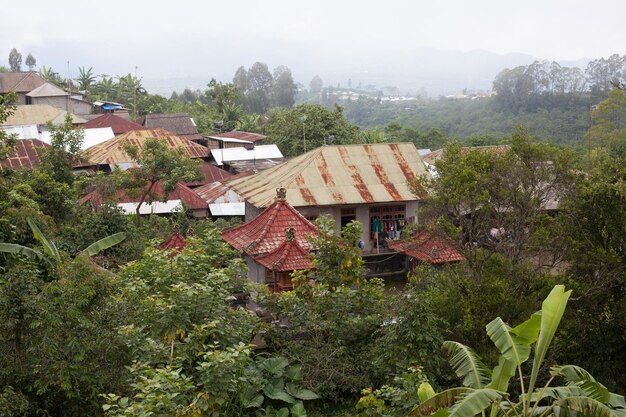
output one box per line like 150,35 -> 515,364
317,152 -> 345,202
338,146 -> 374,203
294,175 -> 317,205
389,143 -> 416,182
363,144 -> 402,201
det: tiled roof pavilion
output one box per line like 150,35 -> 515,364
221,188 -> 319,270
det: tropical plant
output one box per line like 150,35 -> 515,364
408,285 -> 626,417
0,217 -> 125,269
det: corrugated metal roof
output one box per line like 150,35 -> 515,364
4,105 -> 87,126
195,181 -> 244,204
225,143 -> 429,208
159,231 -> 187,253
81,180 -> 208,211
387,229 -> 465,264
82,113 -> 145,135
0,72 -> 46,94
221,196 -> 319,256
208,131 -> 266,142
0,139 -> 49,170
26,82 -> 68,97
140,113 -> 203,141
2,124 -> 40,139
184,161 -> 233,187
79,128 -> 208,165
210,144 -> 283,165
209,202 -> 245,216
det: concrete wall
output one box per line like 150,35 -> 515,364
246,256 -> 266,284
32,97 -> 92,115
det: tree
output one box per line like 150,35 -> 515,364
309,75 -> 323,94
205,78 -> 240,113
0,92 -> 17,160
8,48 -> 22,72
76,66 -> 96,93
232,66 -> 248,96
586,88 -> 626,156
272,65 -> 297,108
265,104 -> 361,156
123,138 -> 201,224
409,285 -> 626,417
41,113 -> 85,185
246,62 -> 274,114
25,53 -> 36,71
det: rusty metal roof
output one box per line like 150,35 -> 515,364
184,161 -> 233,187
159,231 -> 188,254
224,143 -> 429,208
387,229 -> 465,264
82,113 -> 145,135
0,139 -> 49,170
4,104 -> 87,126
79,128 -> 208,165
208,131 -> 266,142
221,196 -> 319,256
140,113 -> 203,141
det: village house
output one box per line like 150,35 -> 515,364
209,144 -> 284,174
0,72 -> 46,104
221,187 -> 320,290
81,113 -> 144,136
0,139 -> 49,171
224,143 -> 429,254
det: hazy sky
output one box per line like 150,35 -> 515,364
2,0 -> 624,90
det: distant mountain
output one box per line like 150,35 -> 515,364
28,39 -> 590,97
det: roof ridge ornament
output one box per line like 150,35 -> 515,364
285,227 -> 295,241
276,187 -> 287,200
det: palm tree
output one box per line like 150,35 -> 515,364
410,285 -> 626,417
76,66 -> 96,93
0,218 -> 125,270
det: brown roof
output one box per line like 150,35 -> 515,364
0,139 -> 49,170
0,72 -> 46,94
224,143 -> 429,208
26,82 -> 67,97
80,180 -> 208,210
82,114 -> 145,135
208,131 -> 266,142
140,113 -> 203,141
221,194 -> 319,257
184,160 -> 233,187
79,128 -> 208,165
387,229 -> 465,264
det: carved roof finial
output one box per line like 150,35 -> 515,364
276,187 -> 287,200
285,227 -> 295,241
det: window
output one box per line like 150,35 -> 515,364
369,205 -> 406,240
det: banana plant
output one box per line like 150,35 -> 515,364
409,285 -> 626,417
0,217 -> 126,269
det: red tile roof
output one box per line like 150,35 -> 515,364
387,229 -> 465,264
208,131 -> 266,142
255,236 -> 314,271
159,231 -> 188,254
221,195 -> 319,257
81,180 -> 208,210
82,114 -> 145,135
0,139 -> 49,170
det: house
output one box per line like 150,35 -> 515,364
209,144 -> 284,173
80,180 -> 209,218
159,230 -> 188,255
82,113 -> 144,135
3,104 -> 87,126
206,131 -> 266,150
138,113 -> 203,142
223,143 -> 429,254
78,128 -> 208,172
0,72 -> 46,104
194,180 -> 246,217
0,139 -> 49,171
25,82 -> 92,115
184,161 -> 234,188
221,187 -> 319,289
